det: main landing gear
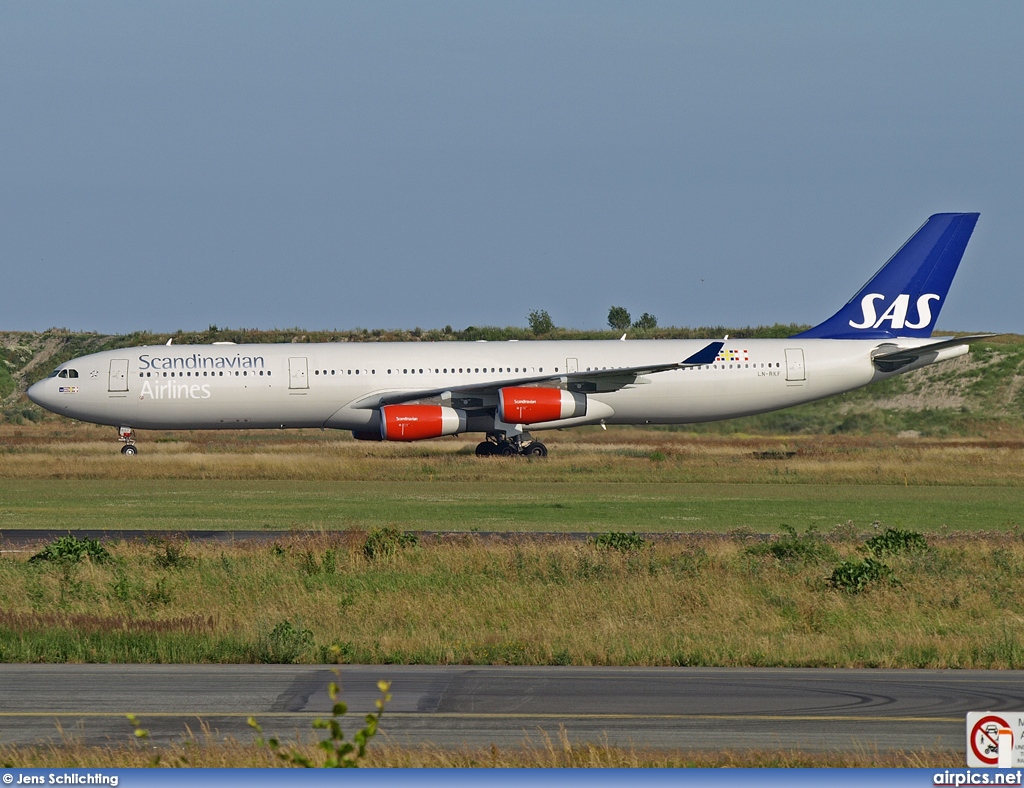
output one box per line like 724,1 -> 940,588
475,432 -> 548,458
118,426 -> 138,456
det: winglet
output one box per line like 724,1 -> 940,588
682,341 -> 724,366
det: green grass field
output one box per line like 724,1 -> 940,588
2,478 -> 1024,533
1,424 -> 1023,534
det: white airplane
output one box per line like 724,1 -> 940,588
28,213 -> 992,457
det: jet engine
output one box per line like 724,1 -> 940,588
380,405 -> 467,441
498,387 -> 587,424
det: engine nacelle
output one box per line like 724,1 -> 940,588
498,387 -> 587,424
380,405 -> 467,441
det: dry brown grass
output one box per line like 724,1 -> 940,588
2,534 -> 1022,667
1,422 -> 1024,486
0,733 -> 960,768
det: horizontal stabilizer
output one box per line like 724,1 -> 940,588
868,331 -> 995,368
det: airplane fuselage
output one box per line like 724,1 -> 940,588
29,337 -> 967,433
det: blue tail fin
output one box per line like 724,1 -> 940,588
793,213 -> 979,339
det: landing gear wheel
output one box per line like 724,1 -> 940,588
524,442 -> 548,458
121,444 -> 138,456
497,442 -> 517,457
475,441 -> 495,457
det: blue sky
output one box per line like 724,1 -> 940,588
2,2 -> 1021,334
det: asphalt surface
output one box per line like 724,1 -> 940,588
0,665 -> 1017,752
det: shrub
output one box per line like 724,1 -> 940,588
29,535 -> 111,565
264,620 -> 314,663
746,525 -> 837,564
151,539 -> 192,569
827,558 -> 898,594
864,528 -> 928,557
527,309 -> 554,336
592,532 -> 646,552
607,306 -> 631,331
363,528 -> 418,560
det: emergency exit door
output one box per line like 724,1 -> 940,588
289,357 -> 309,389
784,348 -> 806,383
108,359 -> 129,392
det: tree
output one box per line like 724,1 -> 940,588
633,312 -> 658,330
607,306 -> 631,331
527,309 -> 554,336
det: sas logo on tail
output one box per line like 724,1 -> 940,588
848,293 -> 940,330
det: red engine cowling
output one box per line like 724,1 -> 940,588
498,387 -> 587,424
380,405 -> 467,441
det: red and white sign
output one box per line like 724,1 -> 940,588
967,712 -> 1024,767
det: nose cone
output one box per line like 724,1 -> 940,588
27,380 -> 56,412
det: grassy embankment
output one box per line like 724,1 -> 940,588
2,531 -> 1022,668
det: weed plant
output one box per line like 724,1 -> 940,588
363,528 -> 418,560
29,535 -> 111,565
865,528 -> 929,557
591,532 -> 646,552
827,558 -> 900,594
744,526 -> 837,564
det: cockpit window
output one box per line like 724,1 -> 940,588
57,370 -> 68,378
53,369 -> 79,379
67,369 -> 78,378
48,369 -> 61,377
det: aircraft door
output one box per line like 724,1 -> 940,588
784,348 -> 806,383
289,357 -> 309,390
108,359 -> 129,392
566,358 -> 578,374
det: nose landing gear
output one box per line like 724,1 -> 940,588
118,427 -> 138,455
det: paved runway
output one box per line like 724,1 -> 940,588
1,665 -> 1017,752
